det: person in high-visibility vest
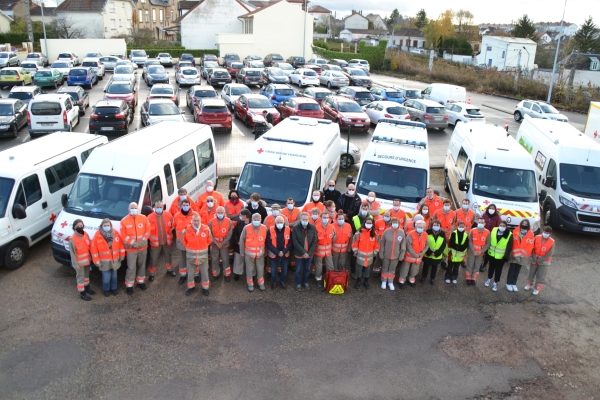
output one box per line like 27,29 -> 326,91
349,202 -> 370,278
302,190 -> 325,213
484,221 -> 513,292
208,206 -> 233,282
432,198 -> 455,270
91,218 -> 125,297
120,202 -> 151,295
373,210 -> 392,275
399,220 -> 429,288
332,212 -> 353,271
352,216 -> 380,289
199,195 -> 218,225
173,199 -> 194,284
147,201 -> 174,281
282,197 -> 301,225
313,211 -> 336,288
378,217 -> 406,290
231,209 -> 252,281
182,212 -> 212,297
525,226 -> 555,295
69,219 -> 94,301
506,220 -> 534,292
421,219 -> 446,285
415,204 -> 431,229
445,221 -> 469,284
465,217 -> 490,285
239,213 -> 268,292
454,198 -> 476,268
308,207 -> 320,225
266,215 -> 293,289
389,199 -> 406,230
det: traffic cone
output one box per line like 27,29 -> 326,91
467,96 -> 471,104
504,121 -> 509,132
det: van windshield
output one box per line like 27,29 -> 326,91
473,164 -> 537,202
357,161 -> 427,202
30,102 -> 61,115
65,174 -> 143,220
131,51 -> 147,57
0,177 -> 15,218
560,164 -> 600,199
238,162 -> 312,206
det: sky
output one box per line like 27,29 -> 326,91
314,0 -> 594,26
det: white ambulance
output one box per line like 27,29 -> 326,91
517,115 -> 600,234
51,122 -> 217,266
355,119 -> 429,218
230,116 -> 341,208
0,132 -> 107,269
445,122 -> 540,231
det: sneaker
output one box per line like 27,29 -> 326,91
248,285 -> 254,292
512,285 -> 518,292
532,289 -> 539,295
430,279 -> 435,285
381,281 -> 387,290
259,284 -> 265,291
202,289 -> 209,296
484,279 -> 491,287
295,284 -> 301,291
492,282 -> 497,292
507,284 -> 513,292
148,275 -> 155,282
524,284 -> 531,291
445,279 -> 451,284
388,282 -> 395,291
452,280 -> 457,284
303,283 -> 311,291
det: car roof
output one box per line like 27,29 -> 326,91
381,87 -> 401,92
243,68 -> 262,71
345,86 -> 370,92
372,101 -> 406,107
151,84 -> 173,89
180,66 -> 197,71
10,86 -> 38,92
310,87 -> 332,93
95,100 -> 124,107
200,99 -> 226,106
211,68 -> 228,72
57,87 -> 82,93
330,95 -> 356,103
449,102 -> 478,108
270,84 -> 292,89
293,97 -> 318,103
147,98 -> 177,104
82,58 -> 99,62
243,93 -> 270,99
0,98 -> 20,104
191,85 -> 217,90
413,99 -> 445,106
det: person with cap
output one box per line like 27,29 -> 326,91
379,217 -> 406,290
120,202 -> 151,295
323,180 -> 341,205
245,192 -> 268,222
208,206 -> 233,282
91,218 -> 125,297
421,219 -> 446,285
239,213 -> 268,292
525,226 -> 555,295
332,212 -> 353,271
266,215 -> 292,289
225,190 -> 243,221
302,190 -> 325,213
182,212 -> 212,296
196,180 -> 224,211
465,217 -> 490,285
292,212 -> 317,291
484,221 -> 513,292
445,221 -> 469,284
173,199 -> 195,284
69,219 -> 94,301
398,220 -> 429,288
147,200 -> 174,281
352,216 -> 380,289
169,187 -> 196,217
231,209 -> 252,281
313,211 -> 336,288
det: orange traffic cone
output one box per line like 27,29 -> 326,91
504,121 -> 509,132
467,96 -> 471,104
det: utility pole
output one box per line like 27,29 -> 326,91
24,0 -> 34,43
40,1 -> 49,60
514,49 -> 522,89
548,0 -> 567,103
302,0 -> 307,59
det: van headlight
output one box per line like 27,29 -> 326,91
559,195 -> 577,209
52,233 -> 69,250
531,219 -> 540,232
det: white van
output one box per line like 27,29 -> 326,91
231,116 -> 340,207
28,93 -> 80,137
50,122 -> 217,266
445,122 -> 540,232
422,83 -> 467,105
0,132 -> 107,270
517,115 -> 600,234
355,119 -> 429,217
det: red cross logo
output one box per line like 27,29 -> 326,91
257,148 -> 264,154
50,213 -> 57,223
594,131 -> 598,139
60,220 -> 68,228
483,199 -> 490,205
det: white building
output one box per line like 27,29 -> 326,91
477,36 -> 537,71
388,28 -> 425,50
339,28 -> 388,42
343,10 -> 368,30
535,22 -> 578,36
365,13 -> 386,30
56,0 -> 134,39
308,4 -> 331,27
0,10 -> 12,32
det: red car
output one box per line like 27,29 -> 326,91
194,99 -> 232,133
103,81 -> 138,108
305,64 -> 322,75
234,94 -> 280,127
321,95 -> 370,132
227,62 -> 243,77
278,97 -> 324,119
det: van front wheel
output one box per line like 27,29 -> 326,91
543,203 -> 556,228
340,154 -> 353,169
4,240 -> 28,270
444,173 -> 450,193
514,111 -> 522,122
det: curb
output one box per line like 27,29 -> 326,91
481,103 -> 514,115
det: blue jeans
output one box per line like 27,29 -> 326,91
295,256 -> 312,286
101,269 -> 118,291
270,256 -> 289,284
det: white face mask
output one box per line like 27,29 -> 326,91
312,214 -> 318,220
393,206 -> 400,211
287,204 -> 294,210
365,223 -> 373,229
458,227 -> 464,232
276,223 -> 284,229
367,196 -> 375,202
477,223 -> 484,229
272,210 -> 279,216
322,218 -> 329,224
313,196 -> 320,202
542,233 -> 550,239
206,186 -> 214,192
422,209 -> 428,215
330,206 -> 336,212
443,206 -> 450,212
498,226 -> 506,232
251,201 -> 258,208
347,190 -> 355,196
207,201 -> 214,207
129,209 -> 137,216
489,209 -> 496,215
102,226 -> 111,232
180,195 -> 186,201
337,219 -> 344,226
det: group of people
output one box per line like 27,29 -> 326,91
68,181 -> 555,301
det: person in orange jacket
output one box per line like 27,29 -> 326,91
208,206 -> 233,282
332,212 -> 353,271
389,199 -> 407,229
302,190 -> 325,213
239,213 -> 268,292
199,195 -> 218,224
398,220 -> 430,288
365,191 -> 381,217
282,197 -> 301,225
91,218 -> 125,297
225,189 -> 243,221
352,216 -> 380,289
147,200 -> 174,281
173,199 -> 194,284
525,226 -> 555,295
120,202 -> 151,295
418,187 -> 443,217
182,213 -> 213,296
432,198 -> 455,270
264,203 -> 289,229
69,219 -> 94,301
506,219 -> 534,292
313,211 -> 336,288
169,187 -> 196,217
196,180 -> 224,211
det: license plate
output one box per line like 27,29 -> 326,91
187,80 -> 195,83
434,117 -> 442,121
354,124 -> 364,127
583,227 -> 600,232
101,127 -> 114,131
41,123 -> 55,126
249,81 -> 258,84
210,124 -> 223,127
0,124 -> 8,129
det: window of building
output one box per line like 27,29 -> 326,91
109,1 -> 115,12
145,10 -> 149,23
412,40 -> 417,47
45,157 -> 79,194
159,9 -> 163,22
152,9 -> 156,22
243,19 -> 253,34
487,46 -> 492,51
173,150 -> 197,188
138,10 -> 143,24
502,50 -> 505,58
119,19 -> 122,27
111,19 -> 116,30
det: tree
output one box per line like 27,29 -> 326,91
49,15 -> 85,39
440,37 -> 473,55
422,9 -> 454,49
512,14 -> 538,42
415,9 -> 427,29
368,21 -> 374,29
454,9 -> 477,40
386,8 -> 400,30
573,16 -> 600,53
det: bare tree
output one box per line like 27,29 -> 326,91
50,15 -> 85,39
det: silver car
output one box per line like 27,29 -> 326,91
0,51 -> 20,68
513,100 -> 568,122
220,83 -> 252,110
340,139 -> 361,168
319,71 -> 349,88
98,56 -> 120,71
140,98 -> 185,126
177,67 -> 201,86
21,61 -> 42,76
404,98 -> 449,131
111,65 -> 136,87
26,52 -> 48,67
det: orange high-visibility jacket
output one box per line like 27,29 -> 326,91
352,229 -> 380,267
70,232 -> 91,267
469,228 -> 490,255
91,230 -> 125,264
281,206 -> 301,223
332,222 -> 352,253
389,208 -> 406,229
455,208 -> 475,232
169,195 -> 195,217
512,230 -> 535,258
268,225 -> 291,258
315,222 -> 335,257
403,230 -> 428,264
120,214 -> 151,252
242,224 -> 268,259
182,224 -> 211,265
208,216 -> 233,247
196,190 -> 224,211
148,211 -> 173,248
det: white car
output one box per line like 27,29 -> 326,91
98,56 -> 120,71
307,58 -> 328,66
111,65 -> 136,87
289,68 -> 319,88
50,60 -> 73,75
319,70 -> 349,88
81,58 -> 105,80
157,53 -> 173,67
84,52 -> 103,59
444,102 -> 486,125
116,59 -> 138,70
340,138 -> 361,168
177,66 -> 201,85
347,58 -> 370,72
274,62 -> 294,76
21,60 -> 42,76
221,83 -> 252,109
363,101 -> 411,124
57,52 -> 79,65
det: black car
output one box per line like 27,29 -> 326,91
222,53 -> 240,67
0,98 -> 27,138
336,86 -> 375,106
286,56 -> 306,68
89,100 -> 132,135
57,86 -> 90,115
329,59 -> 349,68
263,53 -> 284,67
341,67 -> 372,89
179,53 -> 196,66
209,68 -> 232,86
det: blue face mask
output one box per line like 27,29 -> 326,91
432,225 -> 440,232
322,218 -> 329,224
392,223 -> 399,229
383,216 -> 390,222
272,210 -> 279,216
360,210 -> 368,216
217,214 -> 224,220
416,227 -> 424,233
276,223 -> 284,229
182,206 -> 190,212
337,219 -> 344,226
252,220 -> 260,227
155,208 -> 163,215
102,226 -> 111,232
328,186 -> 334,191
129,209 -> 137,216
301,220 -> 308,227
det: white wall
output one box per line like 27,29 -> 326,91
477,38 -> 537,71
0,15 -> 10,33
103,0 -> 134,38
57,12 -> 105,38
215,33 -> 254,60
533,69 -> 600,88
181,0 -> 248,49
344,14 -> 367,30
40,39 -> 127,61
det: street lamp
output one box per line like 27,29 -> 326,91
547,0 -> 567,103
522,46 -> 530,76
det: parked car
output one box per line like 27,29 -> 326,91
145,65 -> 169,86
57,52 -> 80,65
186,84 -> 219,111
67,67 -> 97,89
201,61 -> 219,79
289,68 -> 319,87
304,64 -> 323,75
221,53 -> 240,67
322,64 -> 342,72
177,67 -> 201,85
208,68 -> 232,86
50,61 -> 72,75
176,61 -> 194,71
220,83 -> 251,110
261,67 -> 289,84
147,83 -> 180,106
263,53 -> 284,67
278,97 -> 323,119
89,99 -> 133,135
273,62 -> 294,76
0,51 -> 20,68
246,60 -> 265,69
8,85 -> 43,105
84,52 -> 102,59
236,68 -> 263,87
340,138 -> 362,168
115,59 -> 138,70
21,61 -> 42,77
319,70 -> 349,88
307,58 -> 328,66
201,54 -> 219,66
0,98 -> 27,138
98,56 -> 120,71
193,99 -> 232,133
404,88 -> 423,99
404,98 -> 449,130
347,58 -> 370,72
156,53 -> 173,67
444,102 -> 486,125
233,94 -> 280,127
27,93 -> 80,136
81,58 -> 105,80
142,59 -> 161,79
110,53 -> 126,60
321,95 -> 370,132
26,52 -> 48,67
259,83 -> 295,106
227,62 -> 244,77
103,81 -> 138,109
298,87 -> 332,104
336,86 -> 375,106
140,98 -> 185,126
129,49 -> 148,66
57,86 -> 90,115
370,87 -> 405,103
243,55 -> 262,65
363,101 -> 410,124
32,68 -> 64,88
341,67 -> 372,88
513,99 -> 568,122
0,67 -> 32,88
179,53 -> 196,66
286,56 -> 305,68
111,65 -> 136,87
329,59 -> 348,68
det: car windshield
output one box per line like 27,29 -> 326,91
386,91 -> 402,98
357,161 -> 428,202
205,55 -> 218,60
331,72 -> 345,78
355,92 -> 374,99
158,54 -> 170,57
213,71 -> 229,77
540,104 -> 559,114
302,70 -> 317,76
406,90 -> 421,97
8,92 -> 32,100
148,66 -> 166,74
30,101 -> 61,115
559,164 -> 600,198
0,177 -> 15,218
52,62 -> 68,68
106,84 -> 131,94
58,53 -> 71,58
351,69 -> 367,76
35,71 -> 52,77
202,104 -> 227,113
298,103 -> 320,111
278,64 -> 293,70
194,90 -> 217,98
230,63 -> 243,69
269,68 -> 284,76
248,98 -> 272,108
465,108 -> 482,115
66,174 -> 142,220
86,53 -> 100,57
275,89 -> 293,95
132,51 -> 147,57
70,69 -> 86,76
0,54 -> 8,58
0,104 -> 13,115
149,103 -> 179,115
82,62 -> 97,67
205,62 -> 219,68
426,106 -> 444,114
114,66 -> 133,74
338,102 -> 362,112
328,65 -> 342,71
151,87 -> 173,95
182,69 -> 197,75
181,55 -> 193,60
313,92 -> 329,99
0,70 -> 17,75
230,87 -> 251,95
386,106 -> 408,115
238,162 -> 312,206
246,71 -> 260,76
473,164 -> 537,202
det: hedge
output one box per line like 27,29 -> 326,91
0,32 -> 56,44
126,48 -> 219,58
312,40 -> 387,69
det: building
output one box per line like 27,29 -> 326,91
134,0 -> 174,40
339,28 -> 387,42
29,3 -> 58,23
478,23 -> 514,35
535,22 -> 578,36
308,4 -> 330,27
534,32 -> 553,45
388,28 -> 425,50
476,36 -> 537,71
365,13 -> 386,30
0,9 -> 11,32
56,0 -> 135,38
0,0 -> 21,18
343,10 -> 367,30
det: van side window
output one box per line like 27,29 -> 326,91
45,156 -> 79,194
81,146 -> 98,164
14,175 -> 42,209
143,176 -> 163,209
456,147 -> 468,173
465,160 -> 473,182
534,151 -> 547,170
312,167 -> 321,193
546,159 -> 557,179
173,150 -> 197,188
65,99 -> 72,111
164,164 -> 174,195
196,139 -> 214,173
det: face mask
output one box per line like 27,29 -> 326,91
393,206 -> 400,211
313,196 -> 320,202
428,195 -> 433,200
75,226 -> 84,234
520,229 -> 527,235
542,233 -> 550,239
251,201 -> 258,208
462,204 -> 469,210
489,209 -> 496,215
182,206 -> 190,212
392,223 -> 399,229
193,222 -> 200,229
477,223 -> 484,229
276,223 -> 284,229
383,216 -> 390,222
206,186 -> 214,192
322,218 -> 329,224
217,214 -> 224,220
102,226 -> 111,232
230,196 -> 238,202
287,204 -> 294,210
301,220 -> 308,227
422,209 -> 428,215
416,227 -> 424,233
330,207 -> 336,212
180,195 -> 186,201
337,219 -> 344,226
458,227 -> 464,232
155,208 -> 163,215
129,209 -> 137,216
365,223 -> 373,229
328,186 -> 334,191
499,226 -> 506,233
312,214 -> 318,220
270,210 -> 279,217
207,201 -> 214,207
252,220 -> 260,227
367,196 -> 375,202
443,206 -> 450,212
432,225 -> 440,232
347,190 -> 355,196
360,210 -> 368,216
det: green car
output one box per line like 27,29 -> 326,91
32,68 -> 64,88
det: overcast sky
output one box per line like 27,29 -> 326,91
315,0 -> 592,26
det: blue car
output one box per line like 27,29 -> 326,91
370,87 -> 405,104
259,83 -> 295,106
67,67 -> 98,89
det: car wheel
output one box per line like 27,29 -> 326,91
327,82 -> 332,89
16,60 -> 20,67
233,109 -> 238,119
54,82 -> 58,89
68,122 -> 73,132
543,202 -> 556,228
244,114 -> 250,128
340,154 -> 353,169
444,172 -> 450,193
514,111 -> 522,122
4,240 -> 28,270
19,80 -> 24,86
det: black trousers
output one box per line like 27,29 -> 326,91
421,259 -> 440,280
445,261 -> 461,280
506,263 -> 522,285
487,258 -> 506,282
350,254 -> 357,274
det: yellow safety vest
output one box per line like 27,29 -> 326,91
423,233 -> 444,260
488,228 -> 512,260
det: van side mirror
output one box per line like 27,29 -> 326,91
345,175 -> 353,186
434,189 -> 441,196
141,205 -> 153,216
229,177 -> 237,190
12,204 -> 26,219
458,179 -> 470,192
61,193 -> 68,207
543,176 -> 556,189
539,189 -> 547,202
